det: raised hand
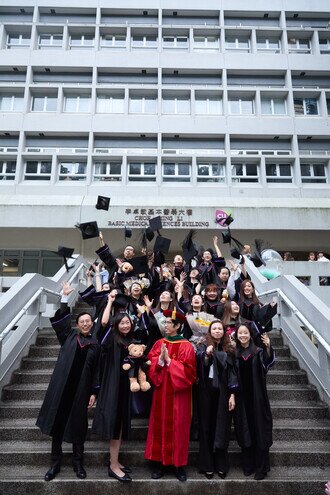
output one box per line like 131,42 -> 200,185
61,281 -> 74,296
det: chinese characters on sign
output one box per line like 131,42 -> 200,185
108,208 -> 211,228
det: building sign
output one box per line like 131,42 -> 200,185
108,207 -> 212,229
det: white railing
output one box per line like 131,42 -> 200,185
94,148 -> 157,155
0,256 -> 87,388
245,257 -> 330,404
299,150 -> 330,156
162,149 -> 225,155
231,149 -> 291,156
0,147 -> 18,153
25,147 -> 88,154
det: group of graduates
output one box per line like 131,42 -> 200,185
37,227 -> 277,483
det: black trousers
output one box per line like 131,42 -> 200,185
242,446 -> 270,475
51,434 -> 84,466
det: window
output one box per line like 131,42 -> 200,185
266,164 -> 292,183
294,98 -> 318,116
288,38 -> 311,53
129,95 -> 157,114
0,94 -> 24,112
256,36 -> 281,53
319,39 -> 330,54
128,162 -> 156,181
6,33 -> 30,49
100,34 -> 126,49
64,94 -> 91,112
195,95 -> 222,114
197,162 -> 225,182
301,164 -> 327,183
163,35 -> 189,49
93,161 -> 122,181
225,36 -> 250,52
0,160 -> 16,180
162,162 -> 191,182
193,35 -> 220,51
162,95 -> 190,114
38,34 -> 63,49
69,34 -> 94,49
131,35 -> 158,49
231,163 -> 259,183
327,98 -> 330,115
58,161 -> 87,181
31,95 -> 57,112
24,160 -> 52,181
261,97 -> 286,115
96,93 -> 125,113
228,97 -> 254,114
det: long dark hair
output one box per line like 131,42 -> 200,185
222,300 -> 239,327
235,323 -> 259,356
206,320 -> 234,354
112,312 -> 134,344
154,290 -> 175,313
239,279 -> 260,305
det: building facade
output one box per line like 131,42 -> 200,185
0,0 -> 330,276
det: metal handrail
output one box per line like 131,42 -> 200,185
0,260 -> 86,342
257,287 -> 330,355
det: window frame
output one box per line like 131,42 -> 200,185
128,161 -> 157,181
69,34 -> 95,49
162,95 -> 190,114
162,162 -> 191,182
31,94 -> 57,112
193,35 -> 220,51
225,35 -> 250,52
261,96 -> 287,115
131,34 -> 158,49
0,160 -> 17,181
63,94 -> 91,112
58,161 -> 87,181
293,97 -> 319,116
100,33 -> 127,49
96,93 -> 125,113
265,163 -> 293,183
228,96 -> 255,115
93,161 -> 122,181
196,162 -> 226,183
0,94 -> 24,112
231,162 -> 259,183
129,95 -> 158,114
300,163 -> 327,183
6,33 -> 31,49
38,33 -> 63,49
24,160 -> 52,181
162,35 -> 189,49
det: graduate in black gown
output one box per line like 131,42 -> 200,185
92,310 -> 134,483
196,320 -> 237,479
233,323 -> 275,480
36,282 -> 100,481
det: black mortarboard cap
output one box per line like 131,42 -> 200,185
154,251 -> 165,267
231,248 -> 242,260
75,221 -> 99,240
130,255 -> 149,275
223,214 -> 234,226
145,227 -> 155,242
95,195 -> 110,211
255,303 -> 278,328
113,293 -> 131,308
149,216 -> 163,232
222,229 -> 232,244
154,235 -> 171,254
250,239 -> 266,268
181,229 -> 198,262
54,246 -> 74,272
124,226 -> 132,239
56,246 -> 74,258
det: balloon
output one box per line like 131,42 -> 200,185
259,268 -> 280,280
261,249 -> 283,262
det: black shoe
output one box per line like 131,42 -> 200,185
108,467 -> 132,482
218,471 -> 226,479
254,472 -> 266,480
44,464 -> 60,481
121,466 -> 132,474
151,466 -> 164,479
73,463 -> 87,479
175,467 -> 187,482
205,472 -> 214,479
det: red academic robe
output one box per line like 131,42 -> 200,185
144,337 -> 196,467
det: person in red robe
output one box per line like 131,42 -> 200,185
144,309 -> 196,482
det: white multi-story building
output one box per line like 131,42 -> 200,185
0,0 -> 330,276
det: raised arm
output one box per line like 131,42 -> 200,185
213,235 -> 223,258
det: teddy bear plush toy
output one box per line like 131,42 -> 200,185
122,343 -> 151,392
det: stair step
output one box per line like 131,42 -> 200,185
0,466 -> 327,495
0,440 -> 328,469
2,382 -> 317,402
0,418 -> 328,442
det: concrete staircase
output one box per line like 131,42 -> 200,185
0,322 -> 329,495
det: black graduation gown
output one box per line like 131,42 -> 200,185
92,329 -> 132,440
233,345 -> 275,451
36,305 -> 100,443
196,344 -> 238,472
198,258 -> 226,288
